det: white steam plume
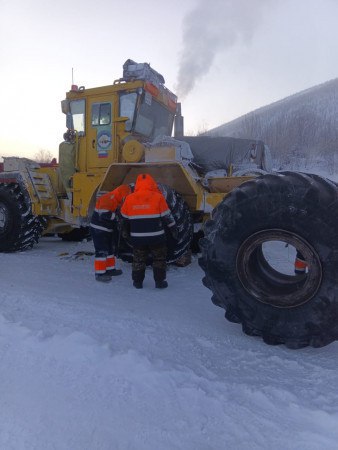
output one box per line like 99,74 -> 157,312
176,0 -> 271,99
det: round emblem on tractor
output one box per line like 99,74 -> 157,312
97,131 -> 112,150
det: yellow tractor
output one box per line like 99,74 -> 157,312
1,59 -> 337,349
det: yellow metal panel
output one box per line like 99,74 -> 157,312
72,172 -> 103,218
204,192 -> 227,212
208,176 -> 253,193
25,168 -> 59,216
66,80 -> 144,99
100,162 -> 205,211
145,146 -> 177,162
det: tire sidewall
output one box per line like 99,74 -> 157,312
202,172 -> 338,346
0,189 -> 22,250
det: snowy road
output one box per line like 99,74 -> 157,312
0,237 -> 338,449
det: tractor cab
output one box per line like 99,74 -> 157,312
57,60 -> 180,220
60,60 -> 178,173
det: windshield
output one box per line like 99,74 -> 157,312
135,93 -> 174,139
119,91 -> 174,139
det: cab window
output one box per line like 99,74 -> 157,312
91,103 -> 112,126
69,99 -> 85,135
119,93 -> 137,131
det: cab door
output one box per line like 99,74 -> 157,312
86,95 -> 117,169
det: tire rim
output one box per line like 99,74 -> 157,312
236,229 -> 322,308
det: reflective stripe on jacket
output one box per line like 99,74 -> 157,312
121,174 -> 176,247
90,184 -> 131,232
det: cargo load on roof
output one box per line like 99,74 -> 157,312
122,59 -> 165,87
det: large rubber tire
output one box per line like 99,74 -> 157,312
158,184 -> 194,263
199,171 -> 338,349
118,184 -> 193,263
0,183 -> 41,252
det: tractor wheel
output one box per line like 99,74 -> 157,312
34,216 -> 48,240
199,171 -> 338,349
158,184 -> 194,263
0,183 -> 40,252
118,184 -> 193,264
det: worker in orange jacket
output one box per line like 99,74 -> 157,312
294,250 -> 308,275
121,173 -> 178,289
90,184 -> 131,282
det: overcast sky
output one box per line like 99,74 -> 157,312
1,0 -> 338,159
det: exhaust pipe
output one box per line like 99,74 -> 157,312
174,103 -> 184,138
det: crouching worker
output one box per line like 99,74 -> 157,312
121,173 -> 178,289
90,184 -> 131,282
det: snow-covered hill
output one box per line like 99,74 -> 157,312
0,236 -> 338,449
208,78 -> 338,173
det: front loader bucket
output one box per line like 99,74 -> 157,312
99,162 -> 203,211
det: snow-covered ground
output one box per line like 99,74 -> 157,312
0,235 -> 338,449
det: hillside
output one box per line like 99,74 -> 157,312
207,79 -> 338,173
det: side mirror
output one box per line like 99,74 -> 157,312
61,99 -> 70,114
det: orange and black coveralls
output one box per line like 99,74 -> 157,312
90,184 -> 131,277
294,250 -> 307,274
121,174 -> 177,286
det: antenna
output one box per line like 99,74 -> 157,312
71,68 -> 78,91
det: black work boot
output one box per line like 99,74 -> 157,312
106,269 -> 123,276
132,270 -> 145,289
155,280 -> 168,289
95,273 -> 112,282
153,267 -> 167,289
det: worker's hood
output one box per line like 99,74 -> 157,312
134,173 -> 159,193
114,184 -> 132,204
